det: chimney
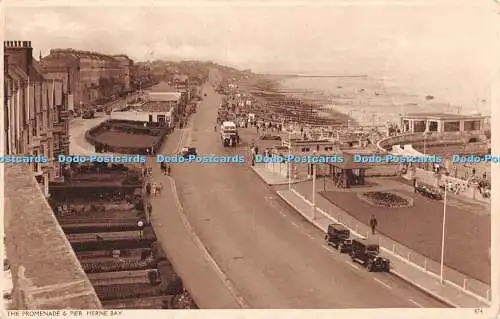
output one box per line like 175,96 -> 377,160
3,40 -> 33,76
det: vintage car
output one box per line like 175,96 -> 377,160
415,183 -> 443,200
180,147 -> 197,159
350,238 -> 390,272
324,223 -> 352,253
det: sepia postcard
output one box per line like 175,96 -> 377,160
1,0 -> 498,318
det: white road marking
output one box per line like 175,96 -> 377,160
346,261 -> 361,271
291,221 -> 299,228
321,245 -> 332,253
408,298 -> 424,308
306,234 -> 314,240
278,211 -> 286,217
374,278 -> 392,290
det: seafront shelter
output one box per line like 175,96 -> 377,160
400,113 -> 488,134
327,149 -> 374,188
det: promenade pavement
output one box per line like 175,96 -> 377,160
251,163 -> 308,185
146,127 -> 246,309
270,177 -> 491,308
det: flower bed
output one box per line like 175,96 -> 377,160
358,191 -> 413,208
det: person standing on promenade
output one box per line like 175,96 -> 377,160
369,215 -> 378,235
147,203 -> 153,223
146,182 -> 151,197
138,221 -> 144,239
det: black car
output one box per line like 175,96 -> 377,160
350,238 -> 390,272
325,223 -> 352,253
82,110 -> 95,119
180,147 -> 197,159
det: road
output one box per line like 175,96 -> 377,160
164,83 -> 449,308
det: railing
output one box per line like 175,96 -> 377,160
291,188 -> 491,305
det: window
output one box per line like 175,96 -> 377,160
428,121 -> 438,132
32,120 -> 37,137
443,121 -> 460,132
413,120 -> 426,133
403,120 -> 410,132
464,120 -> 481,131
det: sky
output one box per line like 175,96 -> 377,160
4,0 -> 499,108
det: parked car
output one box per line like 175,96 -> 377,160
82,110 -> 95,119
180,147 -> 197,159
325,223 -> 352,253
350,238 -> 390,272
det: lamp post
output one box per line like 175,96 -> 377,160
440,182 -> 451,284
311,162 -> 316,219
288,130 -> 292,191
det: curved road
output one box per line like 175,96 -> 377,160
168,83 -> 448,308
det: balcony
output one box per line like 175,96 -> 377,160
4,164 -> 102,309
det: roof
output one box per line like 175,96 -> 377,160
49,49 -> 120,61
148,82 -> 178,93
147,92 -> 181,102
328,223 -> 349,231
7,64 -> 28,81
352,237 -> 379,246
402,113 -> 488,120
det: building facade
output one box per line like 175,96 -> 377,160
4,40 -> 71,196
400,113 -> 488,135
39,49 -> 133,110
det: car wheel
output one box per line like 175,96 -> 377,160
350,252 -> 356,262
367,261 -> 374,272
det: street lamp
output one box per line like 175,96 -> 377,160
311,151 -> 317,220
288,129 -> 292,191
440,181 -> 452,284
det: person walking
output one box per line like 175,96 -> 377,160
369,214 -> 378,235
167,165 -> 171,176
147,203 -> 153,223
146,182 -> 151,196
138,220 -> 144,239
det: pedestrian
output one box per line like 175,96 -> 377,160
157,182 -> 163,195
167,165 -> 171,176
152,182 -> 157,197
369,214 -> 378,235
138,220 -> 144,239
147,203 -> 153,221
146,182 -> 151,196
160,162 -> 166,175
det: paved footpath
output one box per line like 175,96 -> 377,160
252,166 -> 490,308
145,124 -> 246,309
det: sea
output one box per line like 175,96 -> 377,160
278,76 -> 491,126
